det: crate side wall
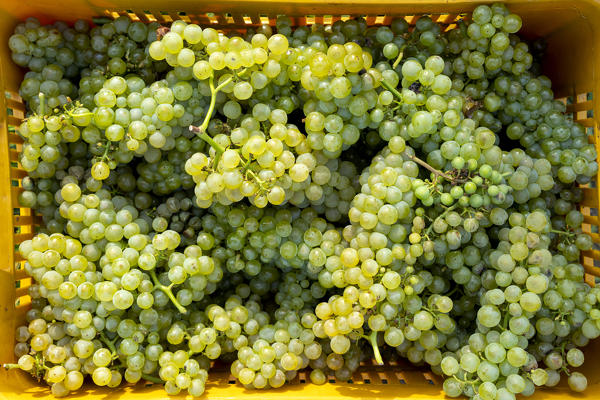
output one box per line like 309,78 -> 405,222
0,0 -> 599,399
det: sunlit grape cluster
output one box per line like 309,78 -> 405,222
5,3 -> 600,400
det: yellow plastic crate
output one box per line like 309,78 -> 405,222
1,0 -> 600,399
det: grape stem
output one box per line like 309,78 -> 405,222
561,366 -> 572,377
63,101 -> 94,119
405,152 -> 453,181
241,156 -> 253,172
101,141 -> 112,162
502,309 -> 510,330
424,203 -> 458,237
446,286 -> 460,297
380,79 -> 403,101
3,364 -> 21,370
368,331 -> 384,365
149,269 -> 188,314
422,306 -> 440,319
392,45 -> 406,69
551,229 -> 574,236
189,124 -> 226,158
189,68 -> 248,169
452,375 -> 479,385
142,374 -> 164,384
38,93 -> 45,116
246,169 -> 267,190
100,332 -> 117,355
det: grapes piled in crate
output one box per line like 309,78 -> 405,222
4,3 -> 599,399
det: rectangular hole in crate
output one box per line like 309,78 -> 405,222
577,93 -> 588,103
406,15 -> 419,26
178,12 -> 191,22
259,15 -> 269,25
104,10 -> 120,19
394,372 -> 407,384
437,13 -> 456,24
142,11 -> 157,22
204,13 -> 218,24
224,13 -> 235,24
126,11 -> 140,21
423,372 -> 437,385
159,11 -> 173,23
15,294 -> 31,308
242,15 -> 252,25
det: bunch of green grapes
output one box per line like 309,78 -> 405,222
6,4 -> 600,400
10,17 -> 166,113
442,4 -> 597,184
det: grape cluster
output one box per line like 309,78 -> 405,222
5,3 -> 600,400
442,4 -> 598,185
10,17 -> 166,113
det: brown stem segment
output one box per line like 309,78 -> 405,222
406,153 -> 453,181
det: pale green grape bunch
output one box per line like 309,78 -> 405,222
10,16 -> 164,114
7,4 -> 600,400
443,3 -> 598,184
185,109 -> 311,208
185,108 -> 359,211
434,209 -> 596,398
